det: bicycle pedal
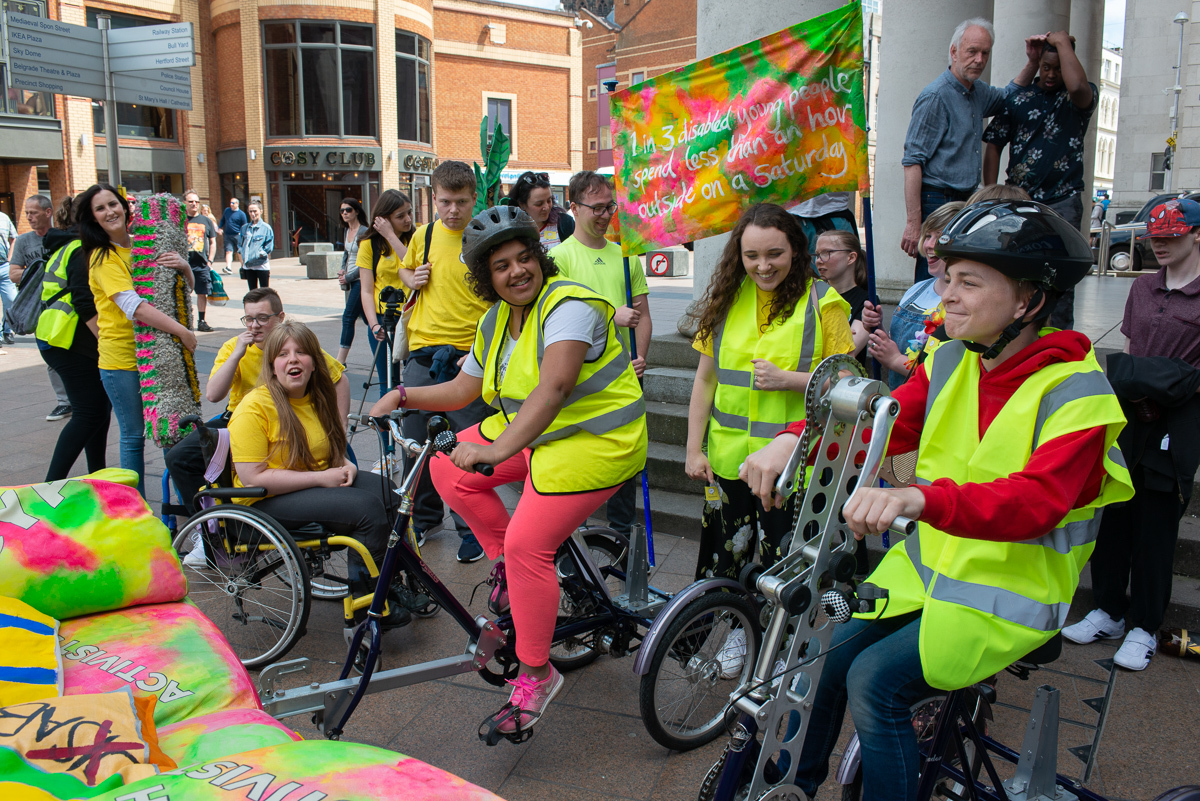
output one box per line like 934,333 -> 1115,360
478,705 -> 536,747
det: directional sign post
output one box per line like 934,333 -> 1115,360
6,12 -> 196,187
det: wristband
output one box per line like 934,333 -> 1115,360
397,385 -> 407,408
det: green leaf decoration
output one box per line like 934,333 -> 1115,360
480,115 -> 490,165
473,162 -> 488,215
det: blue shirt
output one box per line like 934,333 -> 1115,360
219,207 -> 248,237
902,68 -> 1008,194
982,80 -> 1098,204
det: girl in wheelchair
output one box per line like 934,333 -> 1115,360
227,319 -> 410,629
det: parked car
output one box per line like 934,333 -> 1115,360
1092,191 -> 1200,271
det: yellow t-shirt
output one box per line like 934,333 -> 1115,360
211,337 -> 345,412
88,246 -> 137,371
693,285 -> 854,359
356,237 -> 405,311
551,236 -> 648,354
400,221 -> 493,351
228,385 -> 333,505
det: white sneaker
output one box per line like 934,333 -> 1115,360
717,628 -> 747,679
183,529 -> 207,568
1114,627 -> 1157,671
769,657 -> 803,692
1062,608 -> 1125,644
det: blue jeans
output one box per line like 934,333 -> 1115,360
788,611 -> 934,801
0,266 -> 17,337
366,334 -> 396,398
100,368 -> 145,496
340,280 -> 367,350
915,189 -> 968,283
886,299 -> 930,390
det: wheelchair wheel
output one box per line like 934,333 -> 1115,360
639,590 -> 761,751
174,506 -> 311,669
309,549 -> 350,601
549,530 -> 628,672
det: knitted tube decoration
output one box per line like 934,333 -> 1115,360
130,193 -> 201,448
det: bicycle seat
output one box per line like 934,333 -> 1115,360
1015,633 -> 1062,666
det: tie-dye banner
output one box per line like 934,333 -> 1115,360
610,2 -> 869,255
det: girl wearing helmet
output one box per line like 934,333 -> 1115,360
739,200 -> 1134,800
370,206 -> 647,739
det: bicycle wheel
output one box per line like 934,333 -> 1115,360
840,691 -> 988,801
174,506 -> 311,669
640,589 -> 761,751
548,531 -> 628,672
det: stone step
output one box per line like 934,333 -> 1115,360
644,367 -> 696,405
648,332 -> 701,369
646,400 -> 690,448
645,441 -> 706,495
592,486 -> 705,540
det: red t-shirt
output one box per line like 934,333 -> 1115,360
782,331 -> 1109,542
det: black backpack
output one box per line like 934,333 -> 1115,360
3,253 -> 58,336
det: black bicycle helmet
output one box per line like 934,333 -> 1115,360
462,205 -> 539,269
934,200 -> 1093,359
934,199 -> 1093,291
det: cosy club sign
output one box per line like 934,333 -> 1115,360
267,148 -> 381,168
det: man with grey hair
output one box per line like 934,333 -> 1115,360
8,194 -> 72,420
901,17 -> 1007,282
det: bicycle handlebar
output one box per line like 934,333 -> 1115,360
889,515 -> 916,537
474,463 -> 495,476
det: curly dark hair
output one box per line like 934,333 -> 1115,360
464,235 -> 560,304
693,203 -> 815,347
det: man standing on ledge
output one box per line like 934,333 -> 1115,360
901,18 -> 1007,282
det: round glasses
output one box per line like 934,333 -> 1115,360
814,249 -> 852,262
241,312 -> 281,326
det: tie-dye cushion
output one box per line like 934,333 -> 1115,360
0,478 -> 187,621
92,741 -> 506,801
59,602 -> 259,728
157,709 -> 301,770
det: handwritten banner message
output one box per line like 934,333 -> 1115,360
610,2 -> 869,255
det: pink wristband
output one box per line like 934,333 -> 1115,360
397,385 -> 407,408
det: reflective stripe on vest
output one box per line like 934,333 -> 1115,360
707,278 -> 846,478
35,240 -> 83,349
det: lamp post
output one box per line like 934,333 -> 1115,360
1165,10 -> 1189,192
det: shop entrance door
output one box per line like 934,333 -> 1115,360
285,183 -> 364,254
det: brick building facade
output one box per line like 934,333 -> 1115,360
0,0 -> 583,254
579,0 -> 696,172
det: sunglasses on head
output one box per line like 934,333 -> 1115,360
520,172 -> 550,185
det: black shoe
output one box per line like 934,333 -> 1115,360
2,332 -> 14,345
350,580 -> 412,629
46,404 -> 72,421
457,533 -> 485,563
197,320 -> 214,332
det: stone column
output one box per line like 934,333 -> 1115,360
988,0 -> 1071,182
239,0 -> 267,220
873,0 -> 992,301
377,0 -> 400,193
180,0 -> 210,200
1071,0 -> 1104,234
689,0 -> 844,317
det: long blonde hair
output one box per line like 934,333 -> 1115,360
259,321 -> 346,470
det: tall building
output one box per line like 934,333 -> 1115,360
1093,47 -> 1121,194
0,0 -> 585,255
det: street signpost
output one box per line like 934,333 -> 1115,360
5,11 -> 196,186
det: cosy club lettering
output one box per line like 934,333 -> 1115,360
270,150 -> 377,168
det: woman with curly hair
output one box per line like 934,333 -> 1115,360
229,319 -> 409,628
685,203 -> 853,589
370,206 -> 645,736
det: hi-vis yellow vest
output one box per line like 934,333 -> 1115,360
35,239 -> 83,349
866,338 -> 1134,689
474,277 -> 648,495
707,277 -> 849,479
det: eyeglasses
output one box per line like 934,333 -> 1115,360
340,207 -> 354,214
520,172 -> 550,185
240,312 -> 281,326
814,249 -> 852,262
579,201 -> 618,215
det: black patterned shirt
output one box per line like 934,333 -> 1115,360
982,80 -> 1098,204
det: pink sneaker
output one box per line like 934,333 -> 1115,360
496,666 -> 563,734
487,561 -> 509,615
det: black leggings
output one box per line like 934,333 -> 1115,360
243,269 -> 269,290
40,337 -> 111,481
252,470 -> 395,582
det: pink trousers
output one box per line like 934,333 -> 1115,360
429,424 -> 619,666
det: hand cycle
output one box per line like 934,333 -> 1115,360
697,356 -> 1200,801
257,410 -> 760,748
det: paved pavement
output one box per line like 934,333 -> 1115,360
3,260 -> 1196,800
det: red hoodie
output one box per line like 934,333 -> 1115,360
782,331 -> 1109,542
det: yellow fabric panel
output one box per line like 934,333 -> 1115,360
692,285 -> 853,358
0,597 -> 60,706
211,337 -> 344,412
87,246 -> 136,371
228,386 -> 332,504
400,222 -> 492,350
